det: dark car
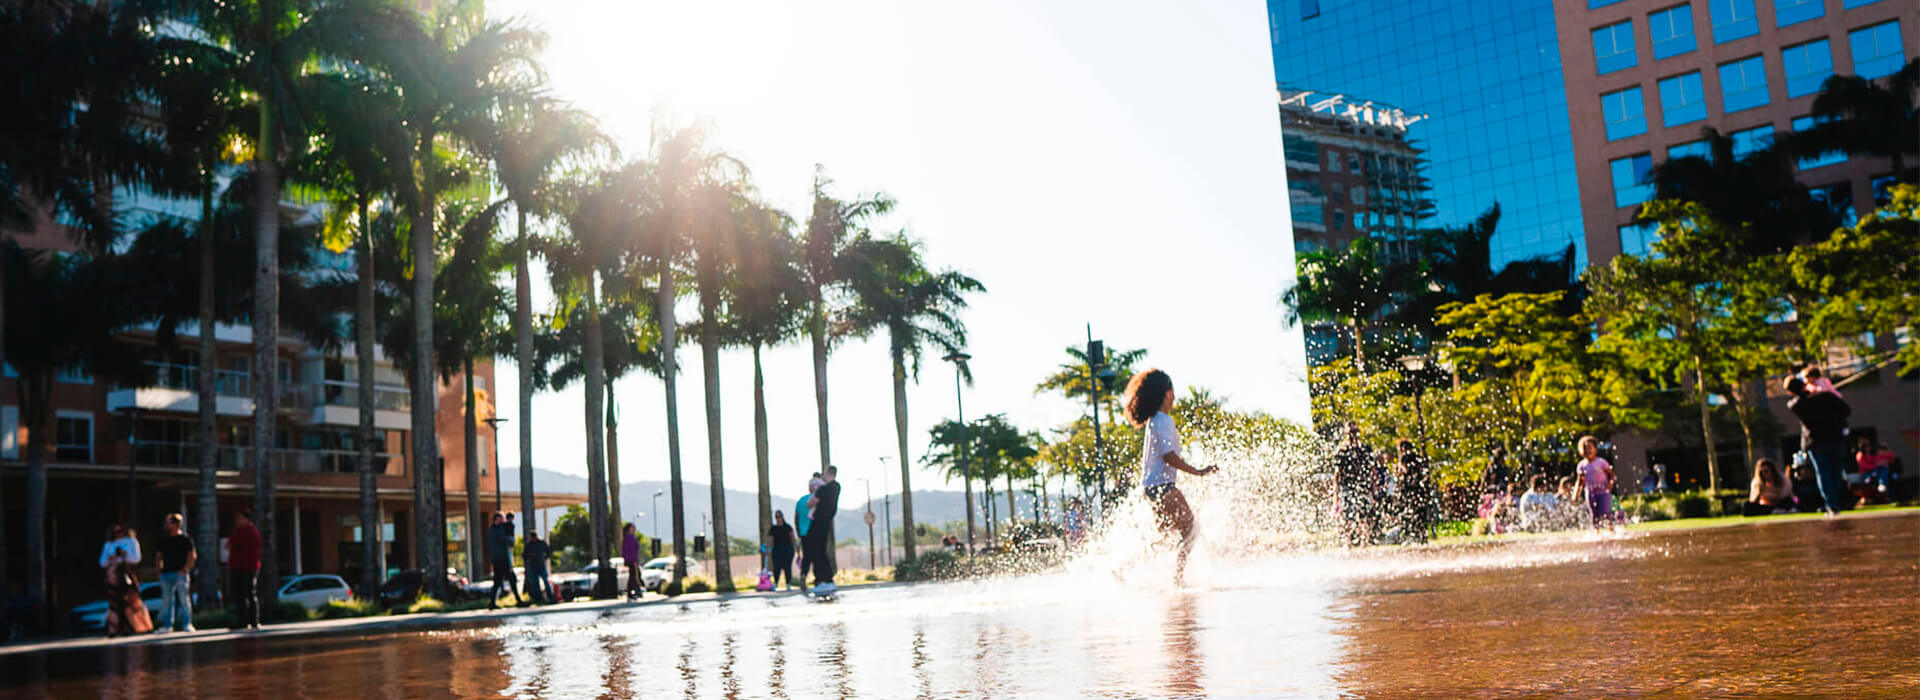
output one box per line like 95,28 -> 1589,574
378,570 -> 426,608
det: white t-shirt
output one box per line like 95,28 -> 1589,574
1518,491 -> 1558,528
1140,412 -> 1181,488
99,536 -> 141,569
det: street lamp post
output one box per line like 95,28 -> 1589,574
1398,355 -> 1431,445
482,416 -> 507,512
117,406 -> 141,527
859,477 -> 875,569
879,457 -> 895,565
651,490 -> 664,550
941,351 -> 974,555
1085,326 -> 1116,513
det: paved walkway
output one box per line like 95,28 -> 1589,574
0,581 -> 903,658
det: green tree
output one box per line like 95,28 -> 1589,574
843,236 -> 984,560
800,168 -> 896,477
684,149 -> 753,593
1787,183 -> 1920,374
723,200 -> 806,549
1282,237 -> 1409,371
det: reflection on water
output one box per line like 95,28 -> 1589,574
2,513 -> 1914,698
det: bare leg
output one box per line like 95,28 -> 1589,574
1155,488 -> 1197,584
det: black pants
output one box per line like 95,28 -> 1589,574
525,567 -> 551,603
803,525 -> 836,585
771,549 -> 794,587
229,570 -> 259,628
625,562 -> 643,597
490,559 -> 520,604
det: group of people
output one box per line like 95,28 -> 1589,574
763,466 -> 843,594
1332,424 -> 1440,546
97,509 -> 261,637
1758,366 -> 1903,515
486,512 -> 558,608
1481,442 -> 1619,535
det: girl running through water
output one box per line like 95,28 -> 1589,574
1122,369 -> 1218,583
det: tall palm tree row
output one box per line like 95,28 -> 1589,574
800,169 -> 896,481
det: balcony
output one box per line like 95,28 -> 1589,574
107,362 -> 253,416
308,379 -> 411,430
128,442 -> 405,476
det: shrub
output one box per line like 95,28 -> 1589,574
406,596 -> 447,614
893,550 -> 962,582
314,598 -> 382,620
267,600 -> 310,623
662,581 -> 683,596
684,577 -> 713,594
193,608 -> 233,629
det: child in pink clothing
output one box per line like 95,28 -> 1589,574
1804,367 -> 1841,398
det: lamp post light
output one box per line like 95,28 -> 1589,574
651,490 -> 664,546
941,351 -> 975,555
481,416 -> 507,512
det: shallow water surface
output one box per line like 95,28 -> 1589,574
4,513 -> 1915,698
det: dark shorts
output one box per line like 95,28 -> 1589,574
1145,483 -> 1175,502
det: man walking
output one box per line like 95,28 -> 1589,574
487,513 -> 522,609
1785,373 -> 1852,516
155,513 -> 196,633
804,466 -> 843,594
228,510 -> 261,630
523,531 -> 552,604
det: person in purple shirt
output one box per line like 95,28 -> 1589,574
621,523 -> 643,600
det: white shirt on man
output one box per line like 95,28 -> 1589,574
1140,412 -> 1181,488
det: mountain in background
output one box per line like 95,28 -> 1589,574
506,467 -> 999,543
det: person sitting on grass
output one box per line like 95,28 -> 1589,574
1745,458 -> 1795,516
1517,475 -> 1559,532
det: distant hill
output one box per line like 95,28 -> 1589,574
505,467 -> 982,541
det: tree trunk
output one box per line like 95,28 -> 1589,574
1006,474 -> 1016,529
583,274 -> 613,597
1693,355 -> 1720,494
356,203 -> 381,596
463,360 -> 480,582
1731,380 -> 1758,483
252,127 -> 281,607
21,376 -> 50,625
660,257 -> 687,586
1350,320 -> 1367,373
891,335 -> 916,562
605,382 -> 621,538
409,129 -> 444,598
195,168 -> 222,606
515,207 -> 535,542
811,307 -> 831,474
700,285 -> 732,591
752,343 -> 772,567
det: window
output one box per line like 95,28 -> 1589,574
1,405 -> 16,459
1843,0 -> 1884,7
1659,72 -> 1708,127
1650,5 -> 1697,59
1731,124 -> 1775,159
1294,203 -> 1325,226
1850,21 -> 1906,80
1612,154 -> 1655,207
1792,116 -> 1846,169
1718,56 -> 1770,113
55,411 -> 93,463
1669,139 -> 1711,160
1782,40 -> 1834,98
1591,0 -> 1627,6
1602,87 -> 1648,140
1620,222 -> 1659,256
1302,0 -> 1320,19
1283,134 -> 1320,164
1332,210 -> 1345,231
1809,183 -> 1857,227
1593,21 -> 1638,74
1773,0 -> 1823,28
1709,0 -> 1757,43
56,364 -> 92,385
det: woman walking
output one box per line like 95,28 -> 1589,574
1576,436 -> 1617,528
1121,369 -> 1218,583
620,523 -> 644,600
99,524 -> 152,636
767,511 -> 797,592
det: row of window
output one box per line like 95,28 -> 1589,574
1592,1 -> 1898,77
1609,114 -> 1847,209
1600,21 -> 1903,143
1617,176 -> 1897,257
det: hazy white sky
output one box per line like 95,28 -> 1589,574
484,0 -> 1307,509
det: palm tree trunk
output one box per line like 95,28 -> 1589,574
252,121 -> 281,606
891,335 -> 916,562
605,382 -> 621,536
1006,474 -> 1016,529
751,343 -> 772,567
811,307 -> 831,474
515,208 -> 536,542
583,273 -> 613,597
660,258 -> 688,586
195,167 -> 222,606
463,360 -> 480,582
700,287 -> 732,591
410,129 -> 444,598
355,203 -> 380,596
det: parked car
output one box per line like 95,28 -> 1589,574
67,583 -> 201,631
640,557 -> 703,592
554,557 -> 623,601
276,574 -> 353,610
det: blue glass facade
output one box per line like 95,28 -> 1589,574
1267,0 -> 1584,267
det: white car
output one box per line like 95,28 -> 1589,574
276,574 -> 353,610
640,557 -> 703,592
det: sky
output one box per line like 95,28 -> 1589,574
483,0 -> 1307,510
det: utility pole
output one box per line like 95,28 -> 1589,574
879,457 -> 894,565
1086,325 -> 1115,515
860,478 -> 876,569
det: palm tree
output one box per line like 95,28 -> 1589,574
482,99 -> 609,542
190,0 -> 408,605
1781,60 -> 1919,182
438,200 -> 511,582
1281,237 -> 1404,372
1649,128 -> 1833,255
379,2 -> 545,596
800,168 -> 896,477
843,236 -> 985,561
724,203 -> 805,550
1391,204 -> 1580,337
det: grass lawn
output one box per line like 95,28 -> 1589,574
1433,503 -> 1917,546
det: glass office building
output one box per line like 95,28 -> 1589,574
1267,0 -> 1586,267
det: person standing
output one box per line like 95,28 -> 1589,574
100,524 -> 151,636
227,511 -> 262,630
154,513 -> 196,633
487,514 -> 522,609
1395,440 -> 1437,544
1120,369 -> 1219,582
1576,436 -> 1617,527
804,467 -> 843,594
522,531 -> 553,604
794,478 -> 818,593
1483,445 -> 1512,492
1785,374 -> 1852,516
620,523 -> 644,600
1333,424 -> 1376,547
767,511 -> 797,592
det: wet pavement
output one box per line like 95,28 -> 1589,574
3,511 -> 1914,698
